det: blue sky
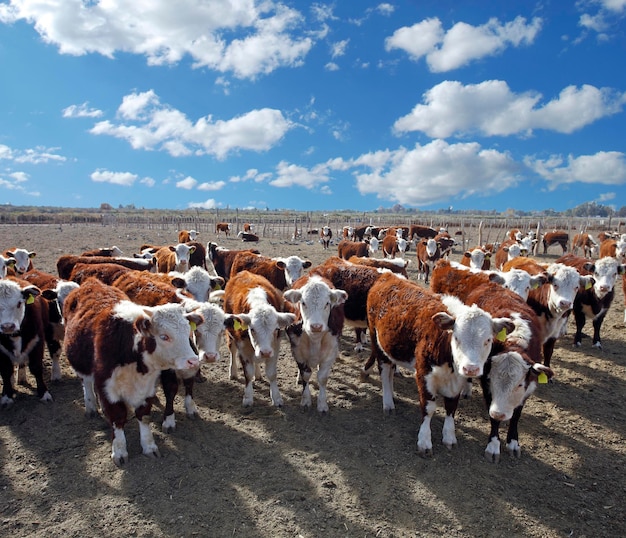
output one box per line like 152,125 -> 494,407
1,1 -> 626,213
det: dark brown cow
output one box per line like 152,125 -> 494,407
62,277 -> 202,465
430,260 -> 553,461
337,239 -> 369,259
541,230 -> 569,254
366,271 -> 513,456
56,254 -> 156,280
415,238 -> 442,283
0,277 -> 51,406
408,224 -> 438,240
230,252 -> 289,291
216,222 -> 232,236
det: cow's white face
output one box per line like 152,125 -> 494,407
0,280 -> 38,335
7,248 -> 35,274
275,256 -> 312,287
546,263 -> 581,314
284,277 -> 347,335
438,296 -> 512,378
506,243 -> 522,260
425,238 -> 438,257
188,230 -> 199,240
368,237 -> 379,253
188,301 -> 230,364
590,257 -> 621,300
467,248 -> 486,269
172,243 -> 195,272
500,268 -> 543,301
0,255 -> 16,279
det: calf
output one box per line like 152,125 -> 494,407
382,234 -> 408,259
598,238 -> 626,259
57,254 -> 156,280
572,233 -> 598,258
4,248 -> 36,275
154,243 -> 196,273
62,277 -> 202,465
430,260 -> 553,461
230,251 -> 289,291
409,224 -> 438,240
415,238 -> 442,283
168,266 -> 225,303
493,239 -> 523,271
347,256 -> 409,277
319,226 -> 333,249
284,275 -> 347,412
366,272 -> 513,456
337,239 -> 369,259
206,243 -> 260,282
178,229 -> 199,243
237,231 -> 260,242
342,226 -> 355,241
216,222 -> 232,237
186,241 -> 207,270
80,246 -> 124,257
0,255 -> 16,278
502,258 -> 592,367
460,247 -> 491,270
0,278 -> 52,405
542,230 -> 569,254
556,254 -> 625,349
223,271 -> 295,407
434,232 -> 455,258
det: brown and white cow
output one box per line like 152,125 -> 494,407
572,233 -> 598,258
430,260 -> 553,461
4,248 -> 36,275
381,234 -> 408,259
541,230 -> 569,255
415,238 -> 442,283
342,226 -> 355,241
216,222 -> 232,237
80,246 -> 124,257
237,231 -> 260,242
68,262 -> 135,285
178,229 -> 199,243
167,266 -> 225,303
493,239 -> 524,271
57,254 -> 156,280
460,246 -> 491,270
598,238 -> 626,259
62,277 -> 202,465
347,256 -> 409,277
231,252 -> 291,291
0,255 -> 16,278
319,226 -> 333,249
434,232 -> 455,258
223,271 -> 296,407
366,272 -> 514,456
337,239 -> 369,259
0,278 -> 52,406
502,257 -> 593,367
284,275 -> 347,412
206,243 -> 260,282
243,223 -> 254,233
409,224 -> 438,241
556,253 -> 625,349
154,243 -> 196,273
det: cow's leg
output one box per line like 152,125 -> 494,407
380,361 -> 396,413
417,400 -> 436,456
485,417 -> 502,463
264,356 -> 283,407
160,369 -> 178,433
0,358 -> 16,406
106,401 -> 129,466
182,376 -> 198,417
441,395 -> 460,449
227,334 -> 239,380
316,355 -> 335,413
136,402 -> 160,459
591,310 -> 608,348
28,346 -> 52,402
82,374 -> 99,417
572,309 -> 586,347
505,405 -> 524,458
297,361 -> 312,409
542,338 -> 557,368
242,358 -> 256,407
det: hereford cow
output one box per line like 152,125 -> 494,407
342,226 -> 355,241
337,239 -> 369,260
0,278 -> 52,406
381,234 -> 408,259
493,240 -> 523,271
153,243 -> 196,273
216,222 -> 232,237
502,258 -> 592,367
237,231 -> 260,242
283,275 -> 347,412
319,226 -> 333,249
572,233 -> 598,258
409,224 -> 438,240
415,238 -> 442,283
206,243 -> 260,282
460,246 -> 491,270
178,229 -> 199,243
68,262 -> 134,285
347,256 -> 409,277
366,272 -> 514,456
434,232 -> 455,258
555,254 -> 625,350
80,246 -> 124,257
243,223 -> 254,233
57,255 -> 156,280
184,241 -> 207,270
62,277 -> 202,465
167,266 -> 225,303
230,252 -> 305,291
0,255 -> 16,278
223,271 -> 296,407
541,230 -> 569,255
4,248 -> 36,275
598,238 -> 626,259
430,260 -> 553,461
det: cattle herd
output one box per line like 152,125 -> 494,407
1,223 -> 625,469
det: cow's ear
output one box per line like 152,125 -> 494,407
170,277 -> 187,289
488,272 -> 505,286
432,312 -> 455,330
275,260 -> 286,269
135,315 -> 152,335
22,285 -> 41,303
29,251 -> 36,259
42,289 -> 58,301
283,289 -> 302,304
531,363 -> 554,383
619,264 -> 626,275
189,246 -> 196,254
583,262 -> 595,273
303,260 -> 312,268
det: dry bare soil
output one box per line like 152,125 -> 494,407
1,223 -> 625,538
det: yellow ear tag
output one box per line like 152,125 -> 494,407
532,282 -> 540,289
214,284 -> 222,290
496,328 -> 507,342
189,321 -> 197,332
538,372 -> 548,384
585,281 -> 592,290
234,319 -> 247,331
26,295 -> 35,305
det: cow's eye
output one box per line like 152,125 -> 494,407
160,334 -> 170,342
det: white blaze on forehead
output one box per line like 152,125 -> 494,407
285,276 -> 343,333
488,352 -> 533,421
591,257 -> 620,299
426,238 -> 437,257
440,295 -> 495,377
174,243 -> 194,263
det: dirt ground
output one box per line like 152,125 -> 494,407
1,222 -> 625,538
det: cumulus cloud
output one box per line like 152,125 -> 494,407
525,151 -> 626,189
385,16 -> 542,72
91,169 -> 138,186
176,176 -> 198,190
198,181 -> 226,191
188,198 -> 220,209
90,90 -> 294,159
269,161 -> 332,189
62,102 -> 103,118
0,143 -> 66,164
393,80 -> 626,138
0,0 -> 314,79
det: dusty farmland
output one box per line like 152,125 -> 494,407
0,222 -> 625,538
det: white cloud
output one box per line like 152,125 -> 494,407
176,176 -> 198,190
325,62 -> 339,71
188,198 -> 220,209
90,90 -> 294,159
269,161 -> 331,189
385,16 -> 542,72
140,177 -> 156,187
393,80 -> 626,138
198,181 -> 226,191
0,0 -> 315,80
525,151 -> 626,189
352,140 -> 520,206
331,39 -> 349,58
91,169 -> 138,186
0,144 -> 66,164
62,102 -> 103,118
